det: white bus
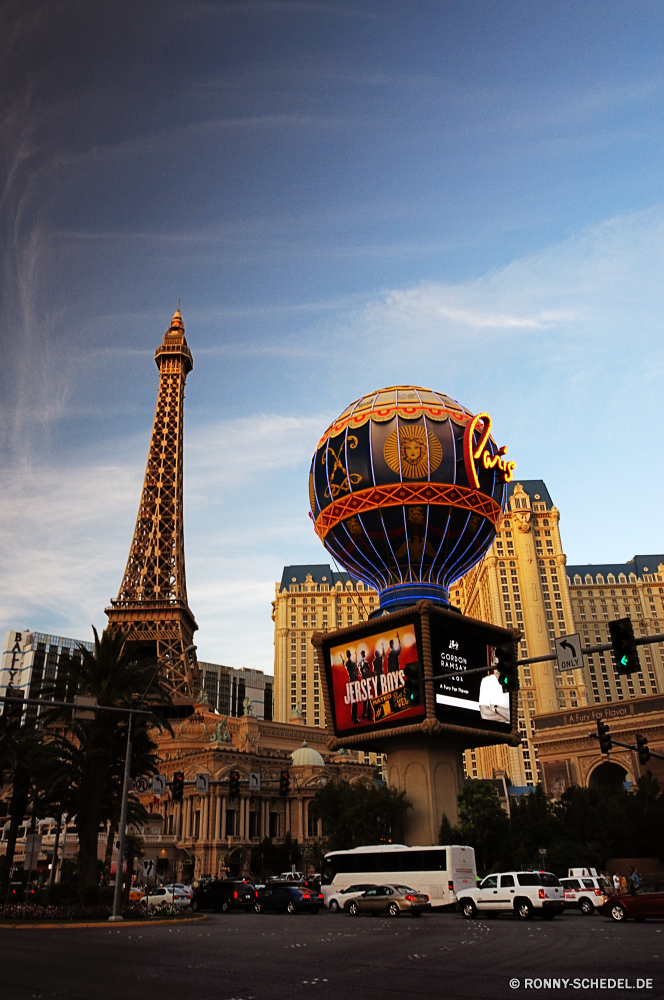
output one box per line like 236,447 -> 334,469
321,844 -> 477,908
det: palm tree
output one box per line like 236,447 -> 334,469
54,628 -> 172,887
0,723 -> 56,899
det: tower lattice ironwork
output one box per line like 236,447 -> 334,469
106,308 -> 200,699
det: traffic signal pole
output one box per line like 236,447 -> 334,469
589,732 -> 664,761
109,715 -> 134,922
515,631 -> 664,666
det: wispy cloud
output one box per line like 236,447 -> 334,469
0,413 -> 327,669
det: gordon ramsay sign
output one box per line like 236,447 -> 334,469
316,604 -> 517,741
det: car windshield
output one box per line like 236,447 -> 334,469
395,886 -> 416,894
540,873 -> 561,888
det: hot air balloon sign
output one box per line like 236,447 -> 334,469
310,386 -> 514,614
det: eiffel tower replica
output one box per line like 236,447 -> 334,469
106,307 -> 200,700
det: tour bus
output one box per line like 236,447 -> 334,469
321,844 -> 477,908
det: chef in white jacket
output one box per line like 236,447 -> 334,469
478,669 -> 510,723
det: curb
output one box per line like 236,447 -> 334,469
0,914 -> 209,930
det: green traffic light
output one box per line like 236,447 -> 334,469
621,655 -> 628,666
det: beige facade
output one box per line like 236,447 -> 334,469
133,704 -> 374,880
452,481 -> 664,793
533,694 -> 664,798
272,564 -> 378,729
566,558 -> 664,705
452,480 -> 586,788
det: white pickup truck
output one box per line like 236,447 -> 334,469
458,870 -> 564,920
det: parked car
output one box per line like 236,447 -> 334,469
268,872 -> 305,883
254,883 -> 324,914
142,886 -> 190,908
603,881 -> 664,922
458,871 -> 564,920
346,884 -> 430,918
561,875 -> 611,915
191,879 -> 256,913
326,883 -> 377,913
163,882 -> 193,898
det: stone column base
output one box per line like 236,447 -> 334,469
386,738 -> 465,845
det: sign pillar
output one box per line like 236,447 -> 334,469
386,739 -> 466,842
314,601 -> 520,846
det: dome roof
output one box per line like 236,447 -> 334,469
290,740 -> 325,767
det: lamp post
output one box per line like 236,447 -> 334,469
109,644 -> 197,922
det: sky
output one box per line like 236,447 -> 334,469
2,0 -> 664,672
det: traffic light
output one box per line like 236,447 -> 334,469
608,617 -> 640,675
403,662 -> 421,704
279,770 -> 290,797
636,733 -> 650,766
597,719 -> 612,754
493,643 -> 518,692
172,771 -> 185,802
229,771 -> 240,798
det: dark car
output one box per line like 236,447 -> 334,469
254,883 -> 324,914
191,879 -> 256,913
602,881 -> 664,922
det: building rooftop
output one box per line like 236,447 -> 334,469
290,740 -> 326,767
507,480 -> 553,507
279,564 -> 363,591
566,555 -> 664,582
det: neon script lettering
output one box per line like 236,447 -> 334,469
463,412 -> 515,491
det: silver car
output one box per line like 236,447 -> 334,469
327,883 -> 377,913
346,884 -> 430,918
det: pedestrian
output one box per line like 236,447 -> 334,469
619,873 -> 628,893
612,872 -> 620,894
629,866 -> 641,890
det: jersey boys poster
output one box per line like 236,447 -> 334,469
325,619 -> 425,736
429,615 -> 513,734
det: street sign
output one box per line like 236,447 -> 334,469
134,776 -> 150,794
248,772 -> 261,792
142,859 -> 155,878
73,695 -> 97,720
195,773 -> 209,794
24,834 -> 43,870
152,774 -> 167,796
555,633 -> 584,673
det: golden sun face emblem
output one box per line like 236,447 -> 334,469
383,424 -> 443,479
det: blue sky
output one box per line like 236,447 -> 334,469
2,0 -> 664,671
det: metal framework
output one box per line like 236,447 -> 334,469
106,308 -> 200,700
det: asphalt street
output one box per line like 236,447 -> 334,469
1,908 -> 662,1000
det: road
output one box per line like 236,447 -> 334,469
1,908 -> 662,1000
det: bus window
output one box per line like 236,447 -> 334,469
414,850 -> 446,872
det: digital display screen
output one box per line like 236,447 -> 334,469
429,614 -> 513,733
323,618 -> 425,736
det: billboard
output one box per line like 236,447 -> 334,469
322,617 -> 425,736
429,614 -> 513,734
317,604 -> 517,743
